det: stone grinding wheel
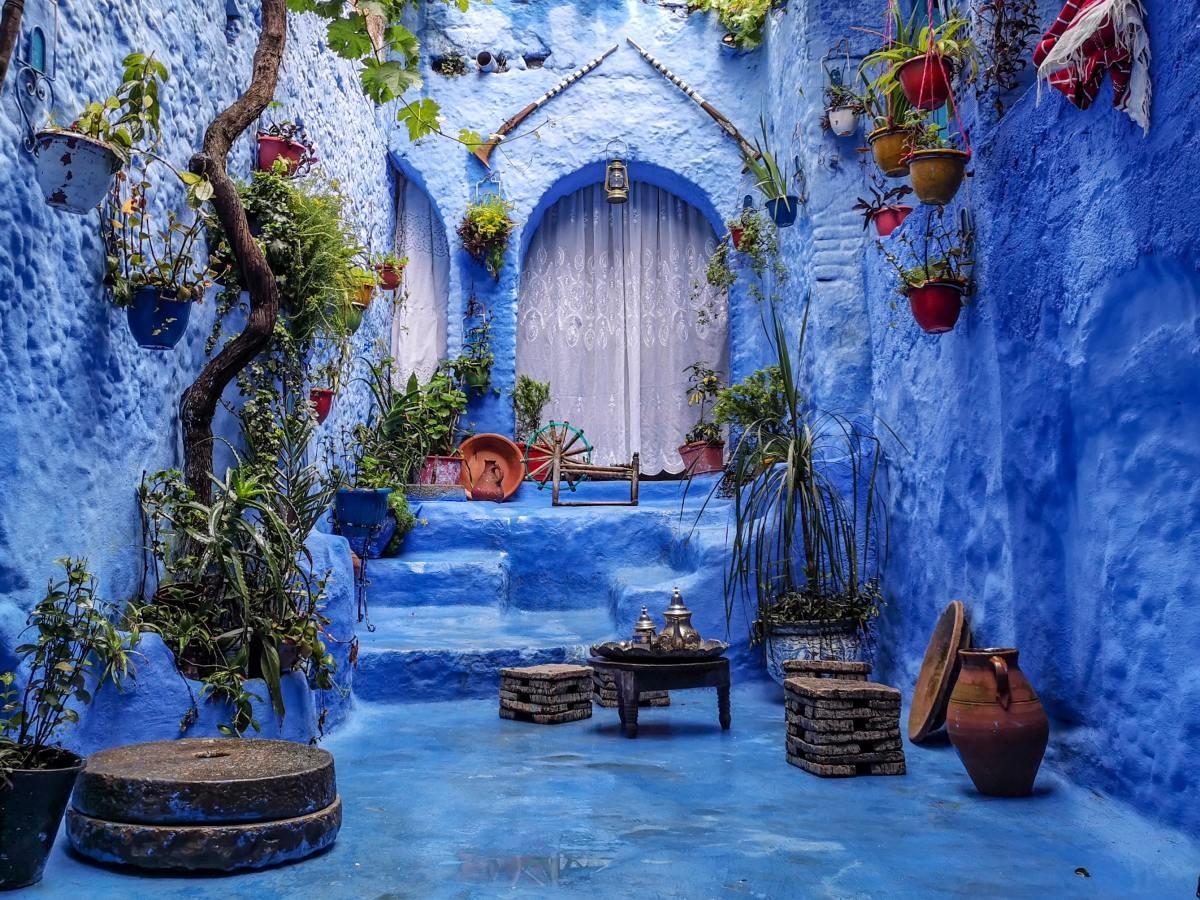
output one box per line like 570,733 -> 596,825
907,600 -> 972,744
66,738 -> 341,872
458,433 -> 524,500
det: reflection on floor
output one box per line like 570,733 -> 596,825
42,682 -> 1199,898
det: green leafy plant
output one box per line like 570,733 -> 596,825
877,206 -> 974,292
0,560 -> 136,772
65,53 -> 169,163
684,363 -> 723,447
457,195 -> 515,279
102,163 -> 216,307
452,312 -> 495,392
512,375 -> 552,444
744,119 -> 804,209
852,175 -> 914,231
861,6 -> 979,98
257,102 -> 317,174
726,207 -> 778,278
823,82 -> 865,113
705,241 -> 736,291
432,51 -> 468,77
688,0 -> 773,50
416,365 -> 470,457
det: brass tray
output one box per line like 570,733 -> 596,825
589,640 -> 729,662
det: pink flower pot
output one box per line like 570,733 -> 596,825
419,455 -> 463,485
872,205 -> 913,237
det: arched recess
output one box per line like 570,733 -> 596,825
517,180 -> 728,475
389,162 -> 450,383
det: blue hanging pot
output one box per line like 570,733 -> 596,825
766,196 -> 799,228
126,286 -> 192,350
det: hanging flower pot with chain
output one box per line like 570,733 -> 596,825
126,286 -> 193,350
867,127 -> 912,177
895,54 -> 953,109
906,278 -> 966,334
906,148 -> 970,206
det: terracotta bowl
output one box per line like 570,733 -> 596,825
458,434 -> 525,501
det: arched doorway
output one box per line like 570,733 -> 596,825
517,181 -> 728,474
390,172 -> 450,383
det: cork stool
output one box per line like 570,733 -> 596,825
782,659 -> 872,682
784,677 -> 906,777
499,664 -> 593,724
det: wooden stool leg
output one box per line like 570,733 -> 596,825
718,683 -> 731,731
617,670 -> 639,738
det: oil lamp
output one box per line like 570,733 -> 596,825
604,139 -> 629,204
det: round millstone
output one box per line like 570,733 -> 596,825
71,738 -> 336,825
66,796 -> 342,872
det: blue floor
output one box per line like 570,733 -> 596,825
34,682 -> 1199,898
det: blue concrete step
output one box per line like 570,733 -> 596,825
363,551 -> 509,608
353,605 -> 618,702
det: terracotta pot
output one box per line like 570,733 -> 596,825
826,106 -> 859,136
375,263 -> 404,291
354,283 -> 375,307
256,134 -> 306,175
907,279 -> 965,334
895,55 -> 953,110
907,148 -> 969,206
947,648 -> 1049,797
867,127 -> 911,178
420,455 -> 463,485
678,441 -> 724,476
34,130 -> 121,214
729,227 -> 744,250
309,387 -> 334,424
872,204 -> 913,237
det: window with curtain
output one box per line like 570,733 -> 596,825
390,176 -> 450,384
517,181 -> 728,475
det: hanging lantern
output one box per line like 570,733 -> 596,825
604,139 -> 629,204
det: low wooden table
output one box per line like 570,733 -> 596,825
588,657 -> 731,738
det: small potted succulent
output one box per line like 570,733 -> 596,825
853,176 -> 914,237
458,194 -> 515,279
878,208 -> 974,334
256,105 -> 316,177
862,8 -> 978,110
822,82 -> 865,137
34,53 -> 167,214
905,123 -> 970,206
744,122 -> 805,228
103,164 -> 215,350
679,362 -> 725,476
373,251 -> 408,291
0,559 -> 135,889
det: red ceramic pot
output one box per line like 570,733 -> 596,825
729,227 -> 744,251
907,280 -> 965,334
419,455 -> 463,485
947,648 -> 1050,797
523,443 -> 553,483
375,263 -> 404,291
679,441 -> 725,476
256,134 -> 307,175
872,205 -> 913,237
895,55 -> 952,110
309,388 -> 334,424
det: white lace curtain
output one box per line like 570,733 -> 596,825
517,182 -> 728,474
390,177 -> 449,384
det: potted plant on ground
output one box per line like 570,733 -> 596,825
715,303 -> 888,683
0,559 -> 135,889
679,362 -> 725,476
256,105 -> 316,177
862,7 -> 978,110
745,122 -> 805,228
904,123 -> 970,206
103,163 -> 216,350
823,82 -> 865,137
878,207 -> 974,334
853,175 -> 914,237
416,365 -> 469,485
458,194 -> 515,279
34,52 -> 168,214
512,373 -> 551,443
373,251 -> 408,291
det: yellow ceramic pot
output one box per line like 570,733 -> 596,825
908,149 -> 970,206
867,127 -> 912,178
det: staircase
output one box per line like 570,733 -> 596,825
351,478 -> 734,703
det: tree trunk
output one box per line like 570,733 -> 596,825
0,0 -> 27,87
181,0 -> 287,503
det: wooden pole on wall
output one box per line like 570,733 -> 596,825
0,0 -> 27,86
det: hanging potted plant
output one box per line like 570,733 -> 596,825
458,194 -> 515,279
862,8 -> 978,110
879,207 -> 974,334
34,53 -> 167,214
373,251 -> 408,291
348,266 -> 377,309
852,176 -> 914,237
0,559 -> 135,889
821,41 -> 864,136
861,82 -> 927,178
452,311 -> 495,393
905,123 -> 971,206
511,374 -> 552,477
309,359 -> 346,425
744,121 -> 804,228
103,164 -> 215,350
679,362 -> 725,476
256,105 -> 316,177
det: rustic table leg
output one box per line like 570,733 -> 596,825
617,670 -> 639,738
718,683 -> 731,731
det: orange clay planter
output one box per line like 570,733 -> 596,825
867,127 -> 912,178
907,149 -> 970,206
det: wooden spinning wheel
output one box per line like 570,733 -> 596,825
523,421 -> 640,507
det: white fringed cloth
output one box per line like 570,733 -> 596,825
1034,0 -> 1151,134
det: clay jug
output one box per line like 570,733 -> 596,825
947,648 -> 1049,797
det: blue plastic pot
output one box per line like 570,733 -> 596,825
766,196 -> 799,228
334,488 -> 392,530
127,286 -> 192,350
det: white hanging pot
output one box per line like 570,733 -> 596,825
826,106 -> 858,137
34,130 -> 121,214
476,51 -> 497,73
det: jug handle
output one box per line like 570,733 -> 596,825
990,655 -> 1011,710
